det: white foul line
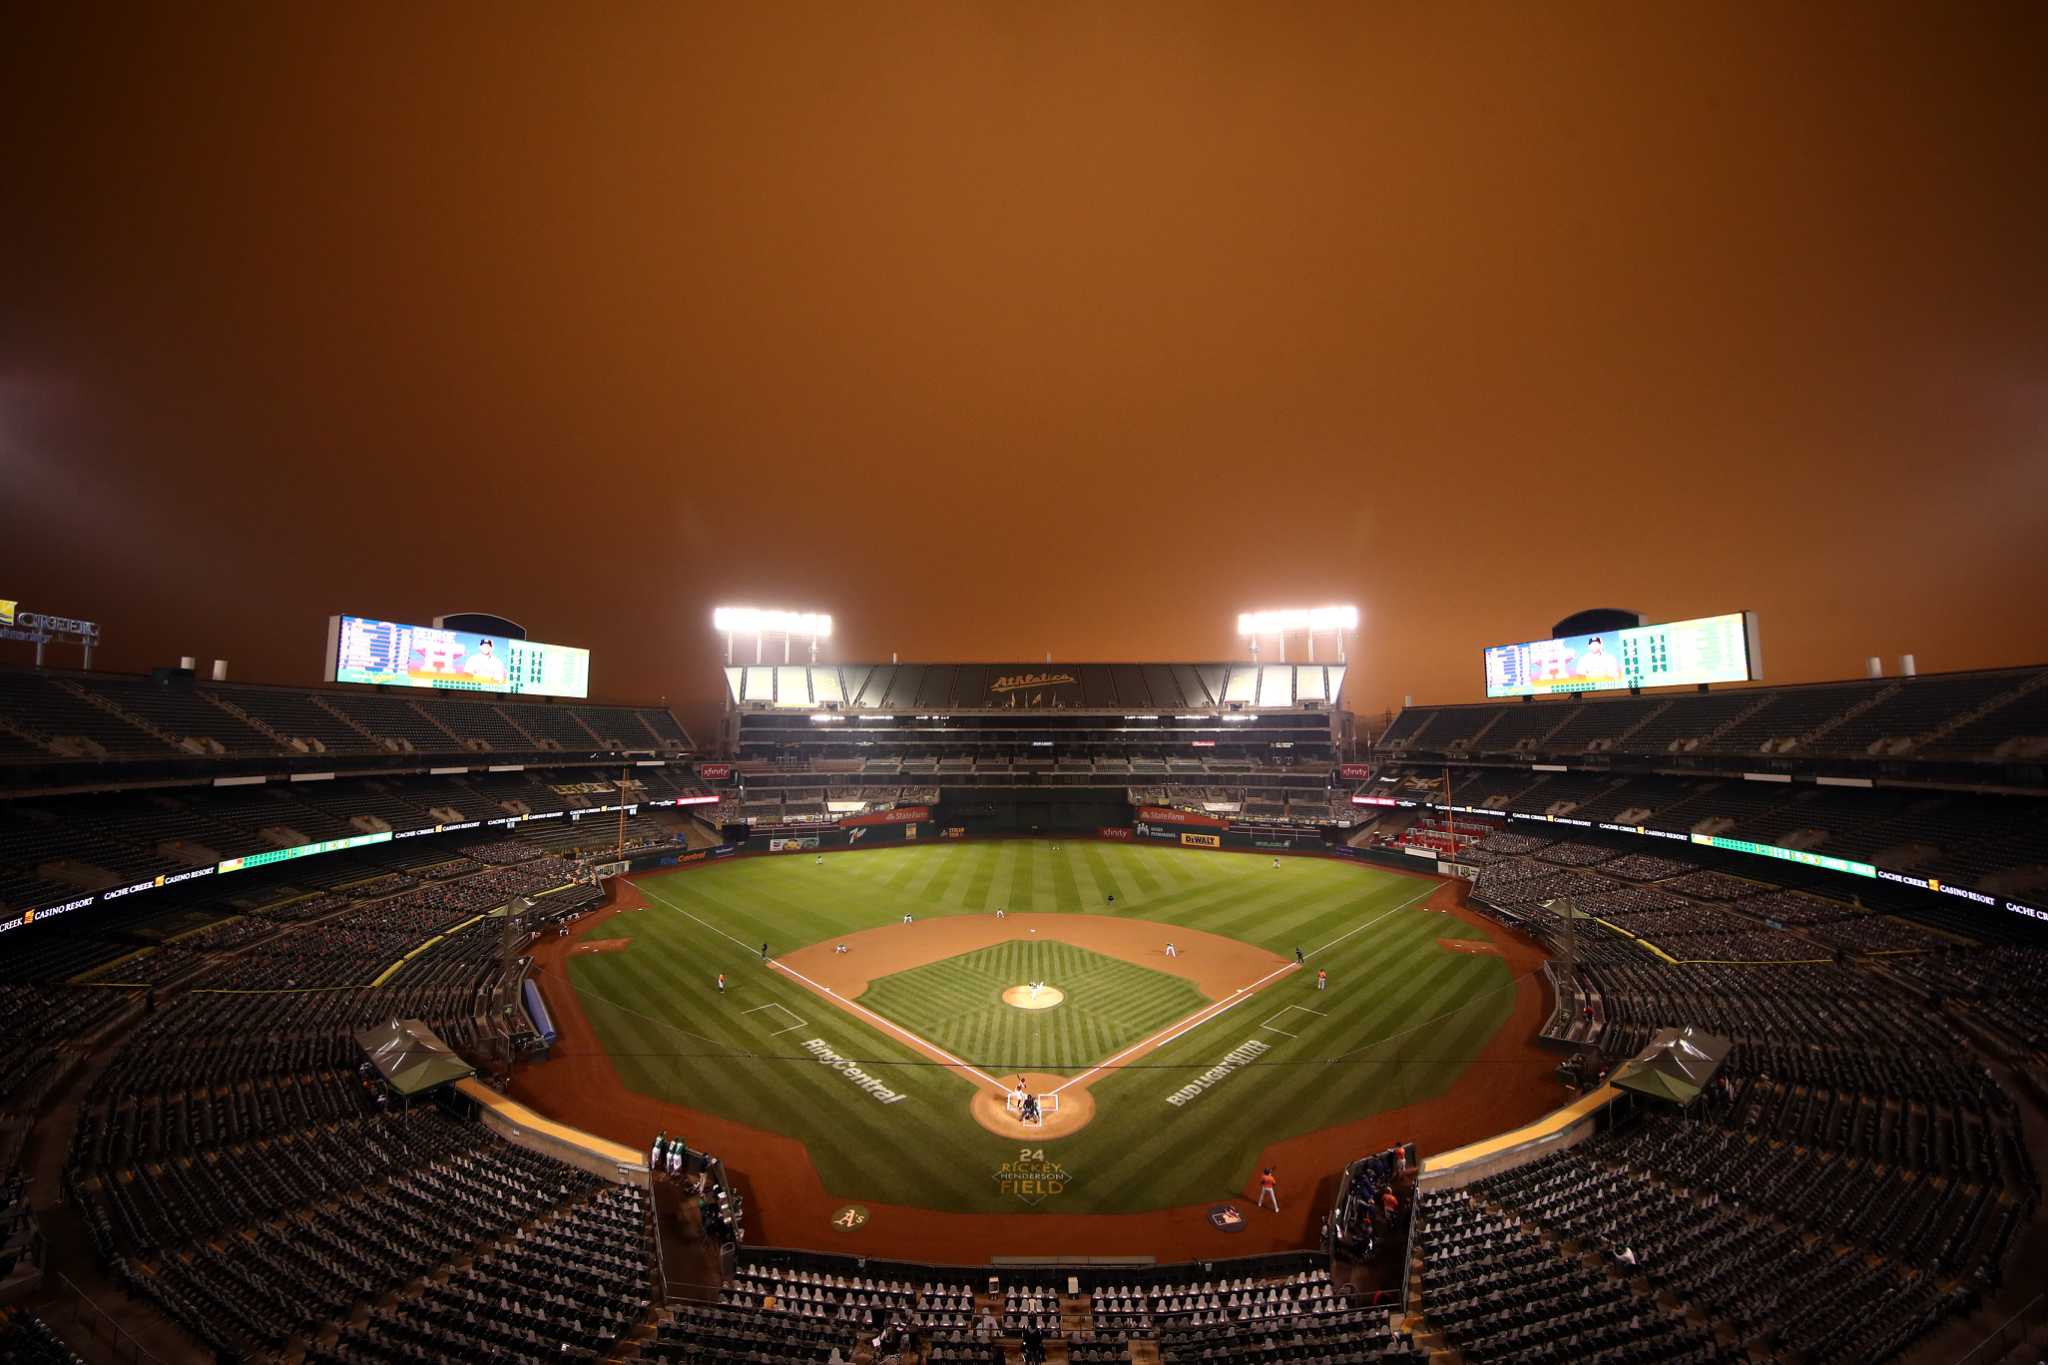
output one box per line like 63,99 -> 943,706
1306,883 -> 1437,957
1050,887 -> 1425,1096
633,872 -> 1432,1099
637,881 -> 771,956
771,957 -> 1010,1092
1048,958 -> 1298,1096
636,878 -> 1010,1092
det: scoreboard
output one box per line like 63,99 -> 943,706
325,614 -> 591,698
1484,612 -> 1760,698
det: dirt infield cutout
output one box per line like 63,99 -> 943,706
970,1070 -> 1096,1139
1437,938 -> 1503,955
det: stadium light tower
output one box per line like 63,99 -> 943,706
1236,605 -> 1358,664
712,606 -> 834,665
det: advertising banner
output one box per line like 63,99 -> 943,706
1338,764 -> 1373,780
839,806 -> 931,828
1137,806 -> 1229,830
697,763 -> 734,781
1180,832 -> 1222,849
1097,826 -> 1133,840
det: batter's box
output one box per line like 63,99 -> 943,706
1005,1091 -> 1061,1125
744,1002 -> 809,1037
1258,1004 -> 1326,1038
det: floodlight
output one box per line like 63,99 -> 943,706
1236,605 -> 1358,636
712,607 -> 833,639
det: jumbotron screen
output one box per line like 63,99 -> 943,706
1483,611 -> 1760,698
324,614 -> 591,698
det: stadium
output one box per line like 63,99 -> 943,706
0,595 -> 2044,1365
8,4 -> 2048,1362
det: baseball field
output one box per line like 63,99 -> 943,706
552,841 -> 1525,1217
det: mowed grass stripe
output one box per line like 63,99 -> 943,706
858,941 -> 1207,1073
571,913 -> 1000,1207
1080,910 -> 1505,1204
582,847 -> 1514,1213
1078,844 -> 1123,904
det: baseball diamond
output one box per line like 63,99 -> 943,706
548,839 -> 1522,1216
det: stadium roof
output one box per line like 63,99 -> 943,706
722,661 -> 1346,711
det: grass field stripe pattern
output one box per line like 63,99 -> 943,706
564,842 -> 1517,1212
1306,883 -> 1439,956
858,941 -> 1210,1077
636,880 -> 775,957
1041,895 -> 1427,1096
771,955 -> 1011,1091
1047,957 -> 1300,1096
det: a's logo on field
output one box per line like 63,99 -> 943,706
829,1204 -> 870,1231
1208,1203 -> 1247,1231
993,1148 -> 1072,1206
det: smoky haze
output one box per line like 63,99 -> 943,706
4,2 -> 2046,744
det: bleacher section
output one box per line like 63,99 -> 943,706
0,747 -> 706,925
0,667 -> 691,769
717,660 -> 1351,834
1377,665 -> 2048,767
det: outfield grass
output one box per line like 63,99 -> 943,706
563,841 -> 1516,1214
858,939 -> 1209,1076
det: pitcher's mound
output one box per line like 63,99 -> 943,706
1002,985 -> 1065,1010
970,1071 -> 1096,1138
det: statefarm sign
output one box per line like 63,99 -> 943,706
1136,806 -> 1229,830
839,806 -> 931,829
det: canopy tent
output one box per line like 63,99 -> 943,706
1607,1026 -> 1730,1106
353,1019 -> 476,1096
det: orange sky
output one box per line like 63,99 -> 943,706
5,2 -> 2046,741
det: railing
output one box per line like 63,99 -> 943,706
41,1273 -> 168,1365
1954,1292 -> 2046,1365
1398,1198 -> 1421,1322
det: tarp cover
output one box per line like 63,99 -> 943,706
354,1018 -> 476,1096
1608,1026 -> 1730,1106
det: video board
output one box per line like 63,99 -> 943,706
325,615 -> 591,698
1483,611 -> 1760,698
